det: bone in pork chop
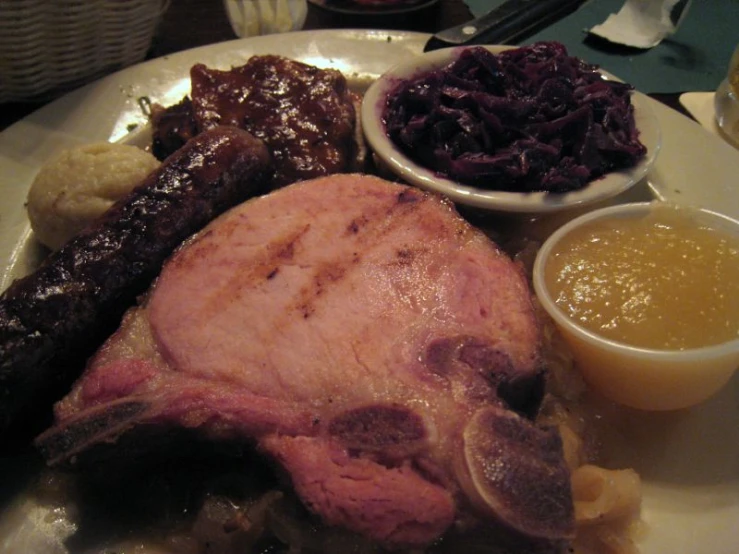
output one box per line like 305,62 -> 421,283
36,175 -> 573,549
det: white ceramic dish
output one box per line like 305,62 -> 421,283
0,29 -> 738,554
361,45 -> 662,213
533,201 -> 739,411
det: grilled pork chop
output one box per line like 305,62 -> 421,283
37,174 -> 573,548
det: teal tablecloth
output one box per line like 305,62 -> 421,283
464,0 -> 738,94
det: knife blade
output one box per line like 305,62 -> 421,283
424,0 -> 585,52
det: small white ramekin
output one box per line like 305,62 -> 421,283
533,201 -> 739,411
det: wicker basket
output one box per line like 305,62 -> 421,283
0,0 -> 170,103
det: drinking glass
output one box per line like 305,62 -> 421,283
714,45 -> 739,145
223,0 -> 307,38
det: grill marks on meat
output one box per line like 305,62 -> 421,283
36,175 -> 573,548
0,127 -> 273,442
151,55 -> 359,188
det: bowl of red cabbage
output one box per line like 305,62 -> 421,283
361,42 -> 661,213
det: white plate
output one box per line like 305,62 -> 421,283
0,29 -> 738,554
362,45 -> 661,213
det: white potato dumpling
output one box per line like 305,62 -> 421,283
27,142 -> 160,250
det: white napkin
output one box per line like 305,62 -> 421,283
224,0 -> 308,38
589,0 -> 692,49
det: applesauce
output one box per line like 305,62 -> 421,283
544,205 -> 739,350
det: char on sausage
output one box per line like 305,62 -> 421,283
0,126 -> 273,445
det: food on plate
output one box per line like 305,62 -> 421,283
26,143 -> 161,250
37,174 -> 576,549
534,202 -> 739,411
0,126 -> 273,441
542,205 -> 739,350
382,42 -> 647,193
0,48 -> 645,554
151,55 -> 362,188
569,464 -> 642,553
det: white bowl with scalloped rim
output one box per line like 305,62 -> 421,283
361,45 -> 661,213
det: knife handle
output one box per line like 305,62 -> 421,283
428,0 -> 585,50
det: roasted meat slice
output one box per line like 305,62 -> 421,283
37,174 -> 573,549
152,55 -> 361,188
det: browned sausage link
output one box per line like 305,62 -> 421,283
0,126 -> 273,444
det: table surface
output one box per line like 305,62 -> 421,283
0,0 -> 689,132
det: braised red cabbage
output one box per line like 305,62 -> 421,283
382,42 -> 647,193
